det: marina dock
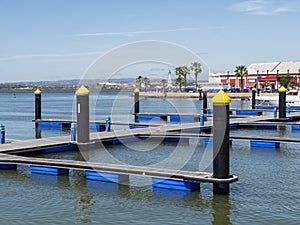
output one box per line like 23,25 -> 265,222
1,88 -> 300,195
1,109 -> 300,188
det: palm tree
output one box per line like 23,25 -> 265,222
176,66 -> 190,88
234,65 -> 248,90
142,76 -> 150,92
136,75 -> 143,90
276,74 -> 294,88
175,76 -> 185,92
190,62 -> 202,90
175,66 -> 183,77
181,65 -> 190,87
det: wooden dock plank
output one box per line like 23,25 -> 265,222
0,153 -> 238,184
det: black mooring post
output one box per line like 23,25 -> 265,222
278,86 -> 286,119
212,90 -> 231,195
76,85 -> 90,143
198,89 -> 203,101
203,88 -> 207,114
251,87 -> 256,109
34,89 -> 42,127
134,88 -> 140,122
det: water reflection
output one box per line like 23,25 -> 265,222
74,192 -> 95,223
153,187 -> 192,199
86,180 -> 130,196
30,173 -> 70,187
152,187 -> 210,209
70,174 -> 96,224
211,195 -> 232,225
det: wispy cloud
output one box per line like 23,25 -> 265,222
230,0 -> 294,16
74,28 -> 199,37
0,51 -> 103,61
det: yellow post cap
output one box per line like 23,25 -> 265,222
34,89 -> 42,95
202,87 -> 207,92
252,87 -> 256,91
134,88 -> 139,93
76,85 -> 90,96
212,90 -> 231,105
279,86 -> 286,92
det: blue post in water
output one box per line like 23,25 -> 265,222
273,107 -> 277,119
287,104 -> 291,114
0,124 -> 5,144
200,114 -> 204,126
70,123 -> 77,142
105,116 -> 111,132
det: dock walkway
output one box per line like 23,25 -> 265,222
2,110 -> 300,154
0,153 -> 238,184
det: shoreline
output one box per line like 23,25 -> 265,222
139,92 -> 251,99
139,92 -> 279,99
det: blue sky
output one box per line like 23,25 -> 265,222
0,0 -> 300,82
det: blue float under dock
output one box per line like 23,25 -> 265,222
86,171 -> 129,183
163,137 -> 189,143
252,125 -> 277,129
129,125 -> 147,129
43,144 -> 78,153
202,138 -> 232,146
152,178 -> 200,191
169,116 -> 195,123
30,166 -> 69,175
137,115 -> 162,121
207,109 -> 213,114
289,107 -> 300,111
291,125 -> 300,130
0,164 -> 17,169
250,140 -> 280,149
37,122 -> 64,128
230,124 -> 237,129
255,106 -> 275,110
236,111 -> 262,116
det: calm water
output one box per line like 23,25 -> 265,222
0,90 -> 300,224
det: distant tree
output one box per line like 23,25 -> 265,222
175,76 -> 185,92
234,65 -> 248,90
176,66 -> 190,88
161,79 -> 167,90
262,81 -> 270,88
136,75 -> 143,89
190,62 -> 202,90
175,67 -> 183,77
142,77 -> 150,92
276,74 -> 295,88
181,65 -> 190,87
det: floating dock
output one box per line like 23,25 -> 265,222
2,109 -> 300,192
0,153 -> 238,184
